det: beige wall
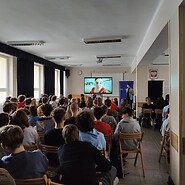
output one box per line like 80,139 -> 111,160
169,8 -> 180,185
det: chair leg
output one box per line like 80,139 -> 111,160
140,152 -> 145,177
134,152 -> 139,166
120,154 -> 125,178
158,139 -> 165,163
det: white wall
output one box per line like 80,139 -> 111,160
169,8 -> 180,185
65,67 -> 135,98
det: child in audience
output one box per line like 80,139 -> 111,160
0,125 -> 48,179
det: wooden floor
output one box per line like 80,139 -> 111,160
117,127 -> 169,185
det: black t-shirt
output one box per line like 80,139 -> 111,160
58,141 -> 111,185
44,128 -> 65,166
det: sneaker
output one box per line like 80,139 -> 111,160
113,177 -> 119,185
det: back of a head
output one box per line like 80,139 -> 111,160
29,106 -> 38,116
93,106 -> 104,120
0,125 -> 23,150
101,105 -> 108,115
70,102 -> 79,113
104,99 -> 111,107
59,97 -> 65,106
52,107 -> 66,124
76,111 -> 94,132
3,102 -> 15,114
51,95 -> 57,101
0,113 -> 10,127
18,95 -> 26,102
11,109 -> 29,129
62,124 -> 79,144
121,107 -> 133,117
25,98 -> 32,105
42,96 -> 49,104
42,103 -> 53,116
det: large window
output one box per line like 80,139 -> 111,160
34,63 -> 43,99
0,55 -> 9,103
55,69 -> 60,97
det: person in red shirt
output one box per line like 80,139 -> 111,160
93,106 -> 112,136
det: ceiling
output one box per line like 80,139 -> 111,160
0,0 -> 181,69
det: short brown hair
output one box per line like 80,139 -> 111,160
52,107 -> 66,124
11,109 -> 29,129
76,111 -> 94,132
62,124 -> 79,144
0,125 -> 23,149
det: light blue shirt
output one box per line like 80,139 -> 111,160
79,129 -> 106,150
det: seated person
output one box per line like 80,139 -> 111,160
114,107 -> 141,149
44,107 -> 65,167
28,106 -> 40,127
101,105 -> 117,132
139,97 -> 155,125
0,125 -> 48,179
160,108 -> 170,137
76,111 -> 106,150
58,124 -> 117,185
36,104 -> 54,132
11,109 -> 39,146
93,106 -> 112,136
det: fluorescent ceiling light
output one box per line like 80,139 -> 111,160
7,40 -> 45,46
83,36 -> 124,44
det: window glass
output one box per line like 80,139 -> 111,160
0,57 -> 7,88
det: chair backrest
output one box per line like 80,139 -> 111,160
14,175 -> 51,185
0,168 -> 16,185
143,108 -> 153,114
39,144 -> 58,154
104,134 -> 112,156
37,131 -> 45,143
24,144 -> 39,151
119,131 -> 144,151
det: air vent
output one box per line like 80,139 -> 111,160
7,40 -> 45,46
83,36 -> 123,44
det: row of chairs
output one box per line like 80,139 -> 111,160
0,169 -> 62,185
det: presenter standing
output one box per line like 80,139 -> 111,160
125,83 -> 134,109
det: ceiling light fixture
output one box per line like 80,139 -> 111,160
45,56 -> 70,61
83,36 -> 124,44
7,40 -> 45,46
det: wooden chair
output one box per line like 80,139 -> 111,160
37,131 -> 45,143
158,130 -> 170,171
118,131 -> 145,177
24,144 -> 39,151
15,175 -> 48,185
104,134 -> 112,157
15,175 -> 63,185
0,168 -> 16,185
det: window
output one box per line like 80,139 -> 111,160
55,69 -> 60,97
34,63 -> 43,99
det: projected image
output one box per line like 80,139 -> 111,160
84,77 -> 112,94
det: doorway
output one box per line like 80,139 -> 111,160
148,80 -> 163,103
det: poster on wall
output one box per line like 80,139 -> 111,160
149,69 -> 158,79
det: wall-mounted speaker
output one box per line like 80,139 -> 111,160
65,69 -> 70,78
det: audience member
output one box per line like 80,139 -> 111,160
11,109 -> 39,146
76,111 -> 106,150
64,102 -> 79,125
0,113 -> 10,127
160,108 -> 170,137
28,106 -> 40,127
37,96 -> 49,116
36,104 -> 54,132
101,105 -> 117,132
114,107 -> 141,149
49,95 -> 58,109
104,99 -> 119,123
0,125 -> 48,179
93,106 -> 112,136
58,124 -> 117,185
17,95 -> 26,109
44,107 -> 65,167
